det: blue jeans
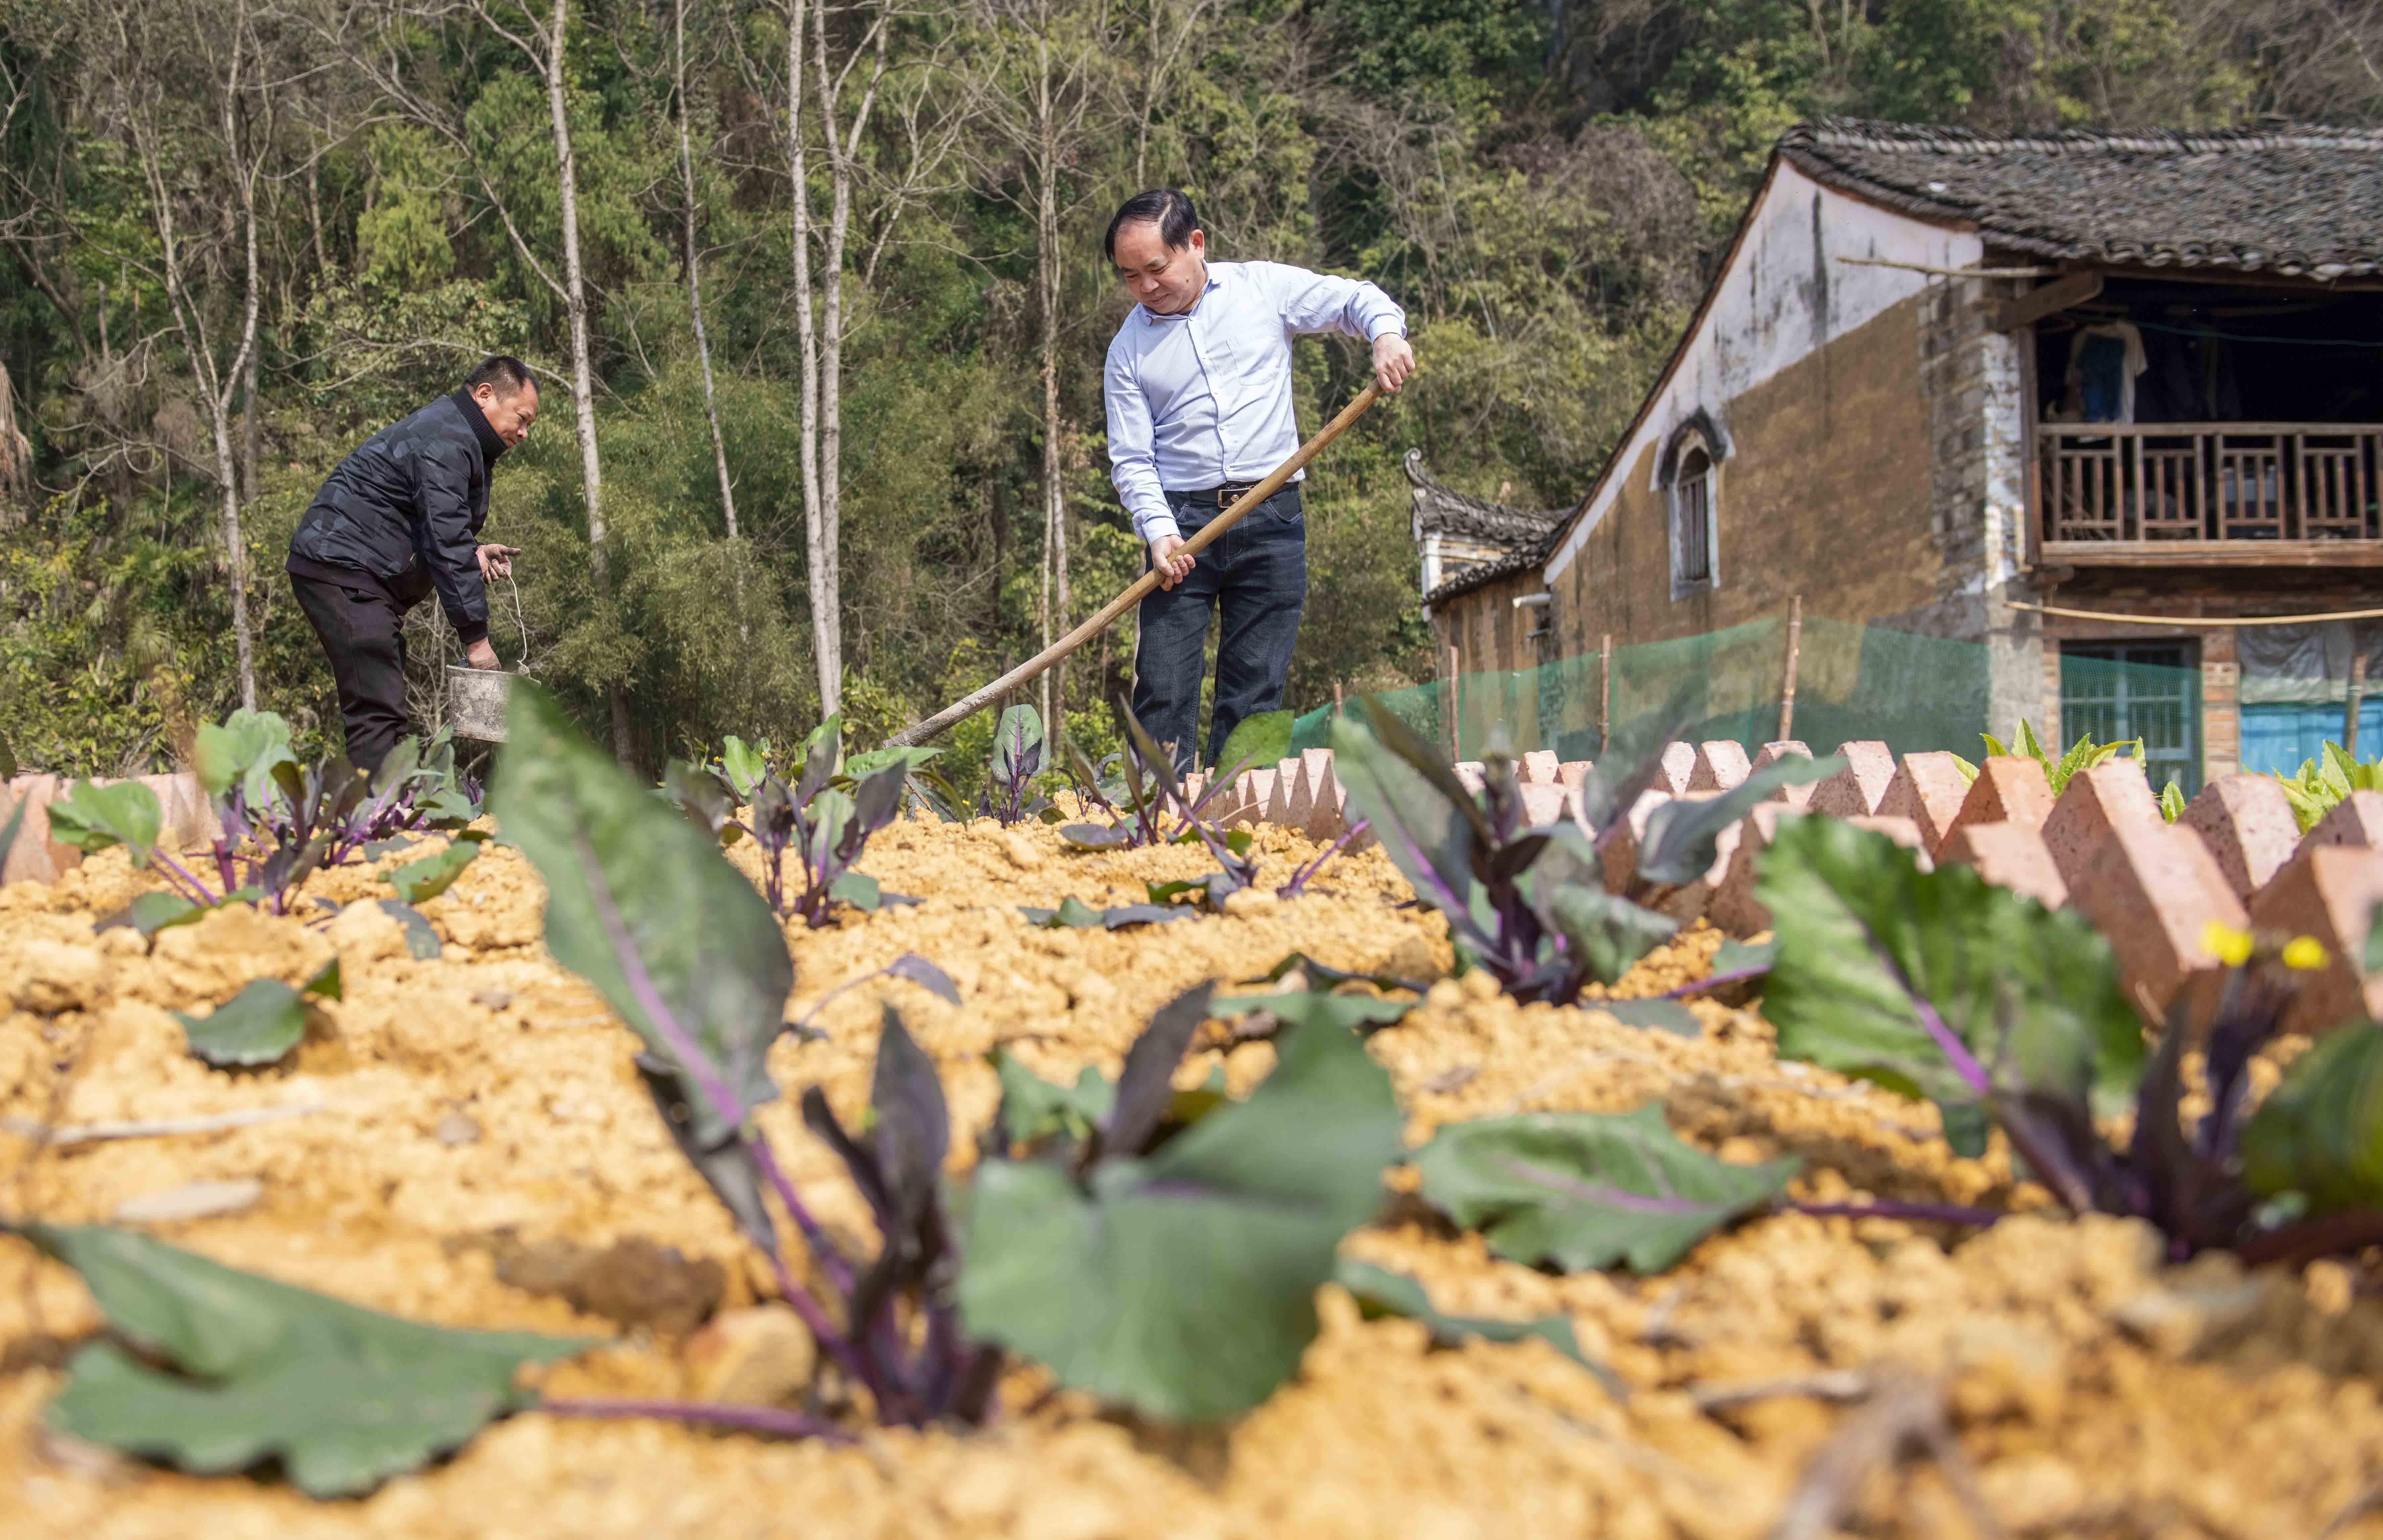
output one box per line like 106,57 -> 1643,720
1130,483 -> 1306,773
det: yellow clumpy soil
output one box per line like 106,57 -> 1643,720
5,814 -> 2383,1538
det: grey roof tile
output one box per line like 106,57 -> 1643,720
1781,119 -> 2383,278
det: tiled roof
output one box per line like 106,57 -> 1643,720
1423,544 -> 1546,608
1780,118 -> 2383,279
1405,450 -> 1566,546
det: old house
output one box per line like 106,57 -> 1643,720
1423,120 -> 2383,791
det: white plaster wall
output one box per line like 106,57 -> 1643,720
1546,161 -> 1986,582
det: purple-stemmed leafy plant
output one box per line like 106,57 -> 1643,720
1758,814 -> 2383,1263
1331,693 -> 1835,1006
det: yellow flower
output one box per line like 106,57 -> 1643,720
2283,936 -> 2330,972
2201,921 -> 2254,968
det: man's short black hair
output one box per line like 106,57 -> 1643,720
465,355 -> 535,396
1104,190 -> 1199,266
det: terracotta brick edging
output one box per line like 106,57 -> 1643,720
3,770 -> 219,886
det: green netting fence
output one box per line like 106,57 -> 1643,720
1287,616 -> 2199,784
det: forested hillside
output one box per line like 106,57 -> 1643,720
2,0 -> 2379,776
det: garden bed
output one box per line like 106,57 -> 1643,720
6,816 -> 2383,1538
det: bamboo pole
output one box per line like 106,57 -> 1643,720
2349,651 -> 2369,756
1598,633 -> 1612,754
1778,595 -> 1805,743
1445,642 -> 1462,762
884,384 -> 1383,747
1333,681 -> 1344,717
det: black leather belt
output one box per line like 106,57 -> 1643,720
1202,482 -> 1260,506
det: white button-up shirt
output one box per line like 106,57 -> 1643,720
1105,260 -> 1406,545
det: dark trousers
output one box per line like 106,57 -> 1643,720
290,567 -> 412,774
1130,483 -> 1306,773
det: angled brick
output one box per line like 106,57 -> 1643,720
1226,767 -> 1276,830
1453,762 -> 1487,796
1936,821 -> 2068,909
1750,741 -> 1816,807
2178,774 -> 2300,902
1708,803 -> 1806,936
1299,748 -> 1343,840
1874,752 -> 1972,854
1948,756 -> 2055,844
1518,750 -> 1561,784
1656,741 -> 1697,795
1556,761 -> 1593,792
2,774 -> 74,885
1807,741 -> 1897,818
2066,819 -> 2245,1015
1687,740 -> 1752,793
1518,782 -> 1571,829
2248,846 -> 2383,1035
2041,758 -> 2160,890
2303,790 -> 2383,853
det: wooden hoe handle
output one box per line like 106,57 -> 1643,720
882,381 -> 1384,748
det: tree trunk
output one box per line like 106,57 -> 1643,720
676,0 -> 737,541
543,0 -> 632,761
1035,22 -> 1066,742
786,0 -> 831,717
238,332 -> 259,501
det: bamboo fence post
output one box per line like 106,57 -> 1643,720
1333,681 -> 1345,717
2349,651 -> 2369,756
1598,633 -> 1612,754
1779,595 -> 1805,743
1445,642 -> 1462,761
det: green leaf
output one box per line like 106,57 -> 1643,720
958,1020 -> 1402,1419
1754,816 -> 2143,1124
1022,896 -> 1106,929
1333,1258 -> 1619,1392
1597,998 -> 1704,1035
990,704 -> 1045,786
1329,711 -> 1478,939
2159,780 -> 2188,822
194,710 -> 296,805
385,837 -> 481,903
2242,1022 -> 2383,1212
175,979 -> 309,1067
1215,709 -> 1293,780
303,957 -> 343,1003
1709,937 -> 1777,979
376,899 -> 443,960
129,891 -> 203,936
1546,886 -> 1678,986
17,1224 -> 585,1497
830,870 -> 882,911
992,1051 -> 1115,1147
417,788 -> 481,829
1212,990 -> 1418,1034
720,735 -> 770,800
844,745 -> 941,780
490,684 -> 791,1149
46,781 -> 163,866
1413,1104 -> 1799,1273
2367,901 -> 2383,976
1635,754 -> 1840,884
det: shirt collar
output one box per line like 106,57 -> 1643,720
451,388 -> 509,463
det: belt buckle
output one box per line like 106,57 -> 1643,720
1218,482 -> 1255,506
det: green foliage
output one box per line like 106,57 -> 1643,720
1755,816 -> 2142,1152
489,682 -> 791,1145
1333,1257 -> 1613,1386
2242,1023 -> 2383,1212
1216,709 -> 1294,779
1413,1104 -> 1800,1273
384,834 -> 483,903
1980,718 -> 2142,798
195,710 -> 298,805
45,779 -> 162,866
176,963 -> 341,1067
2273,742 -> 2383,834
958,1013 -> 1403,1419
12,1223 -> 586,1497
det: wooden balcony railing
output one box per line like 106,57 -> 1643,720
2037,422 -> 2383,566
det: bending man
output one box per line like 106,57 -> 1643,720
1104,189 -> 1412,772
286,354 -> 534,772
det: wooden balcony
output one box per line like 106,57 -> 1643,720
2036,422 -> 2383,567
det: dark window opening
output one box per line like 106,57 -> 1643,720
1675,446 -> 1712,587
2060,640 -> 2202,798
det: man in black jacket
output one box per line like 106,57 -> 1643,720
287,355 -> 536,771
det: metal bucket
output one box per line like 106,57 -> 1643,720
445,665 -> 512,742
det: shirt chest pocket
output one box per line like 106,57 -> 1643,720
1200,304 -> 1287,399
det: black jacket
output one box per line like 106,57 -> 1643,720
287,390 -> 506,644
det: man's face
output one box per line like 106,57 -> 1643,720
1113,224 -> 1206,315
473,380 -> 539,447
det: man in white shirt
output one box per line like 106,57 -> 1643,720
1104,189 -> 1414,772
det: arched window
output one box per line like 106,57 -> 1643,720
1660,416 -> 1723,599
